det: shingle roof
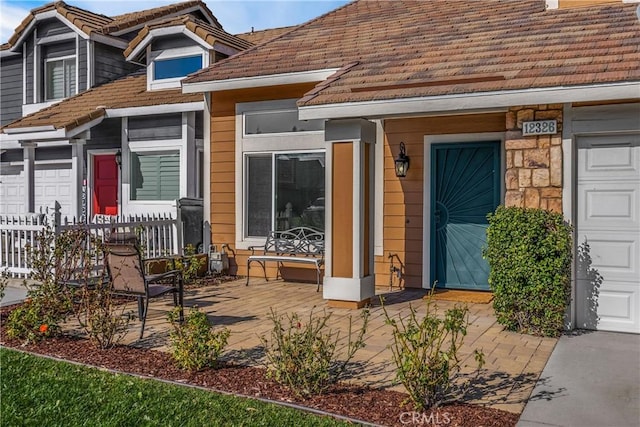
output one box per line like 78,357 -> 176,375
104,0 -> 219,34
4,1 -> 216,50
236,26 -> 296,46
7,1 -> 112,46
124,15 -> 253,59
184,0 -> 640,107
1,72 -> 201,132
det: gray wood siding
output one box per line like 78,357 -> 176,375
86,118 -> 121,149
43,41 -> 75,58
0,55 -> 24,126
128,114 -> 182,141
93,43 -> 139,87
152,35 -> 196,51
25,37 -> 34,104
38,19 -> 73,37
35,146 -> 72,161
78,39 -> 87,91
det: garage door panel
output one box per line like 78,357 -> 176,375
0,165 -> 26,215
595,286 -> 638,333
579,184 -> 638,228
577,232 -> 638,281
578,134 -> 640,181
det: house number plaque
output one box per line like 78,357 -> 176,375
522,120 -> 558,136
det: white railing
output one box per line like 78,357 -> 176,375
0,205 -> 181,278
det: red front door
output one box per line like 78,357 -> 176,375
93,155 -> 118,216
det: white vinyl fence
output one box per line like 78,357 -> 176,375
0,205 -> 181,278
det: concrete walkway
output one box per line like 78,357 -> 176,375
1,279 -> 29,307
518,331 -> 640,427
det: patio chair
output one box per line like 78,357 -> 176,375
104,243 -> 183,339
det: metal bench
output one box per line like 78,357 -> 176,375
246,227 -> 324,291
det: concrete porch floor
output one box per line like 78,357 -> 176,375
66,278 -> 557,414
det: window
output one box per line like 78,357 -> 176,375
245,152 -> 325,237
153,55 -> 202,80
45,57 -> 75,100
130,152 -> 179,201
244,109 -> 324,135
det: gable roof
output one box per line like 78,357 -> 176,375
7,1 -> 112,46
184,0 -> 640,108
104,0 -> 219,34
124,15 -> 253,60
4,1 -> 217,51
1,72 -> 201,134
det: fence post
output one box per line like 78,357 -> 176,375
175,205 -> 183,256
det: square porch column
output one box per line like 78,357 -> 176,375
323,119 -> 376,309
22,143 -> 35,213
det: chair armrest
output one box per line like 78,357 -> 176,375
146,269 -> 182,285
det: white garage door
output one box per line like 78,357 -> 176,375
34,163 -> 73,218
577,134 -> 640,333
0,165 -> 26,215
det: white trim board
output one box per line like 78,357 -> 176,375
183,69 -> 341,93
298,82 -> 640,120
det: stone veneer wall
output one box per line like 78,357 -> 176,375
504,104 -> 563,212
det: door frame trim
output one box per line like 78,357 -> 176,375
422,132 -> 505,289
87,150 -> 121,219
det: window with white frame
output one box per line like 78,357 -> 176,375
45,56 -> 75,100
130,151 -> 179,201
245,151 -> 325,237
238,99 -> 326,243
148,46 -> 205,90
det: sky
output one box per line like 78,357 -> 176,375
0,0 -> 350,43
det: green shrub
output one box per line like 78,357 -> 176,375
483,206 -> 572,337
382,293 -> 484,410
168,306 -> 230,371
4,228 -> 93,344
261,308 -> 369,397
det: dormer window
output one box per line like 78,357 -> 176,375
154,55 -> 201,80
45,56 -> 76,100
148,46 -> 205,90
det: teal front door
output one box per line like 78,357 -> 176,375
430,142 -> 500,290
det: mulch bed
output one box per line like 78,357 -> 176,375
0,304 -> 518,427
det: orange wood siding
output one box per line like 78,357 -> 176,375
377,113 -> 505,288
209,83 -> 318,278
332,142 -> 354,278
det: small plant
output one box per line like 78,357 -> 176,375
484,206 -> 572,337
75,280 -> 132,349
0,270 -> 8,301
261,307 -> 370,397
5,294 -> 66,343
168,306 -> 230,371
381,292 -> 485,410
173,244 -> 205,284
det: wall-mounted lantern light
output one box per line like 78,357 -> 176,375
394,142 -> 410,178
115,150 -> 122,169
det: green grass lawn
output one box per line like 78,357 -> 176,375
0,348 -> 350,427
